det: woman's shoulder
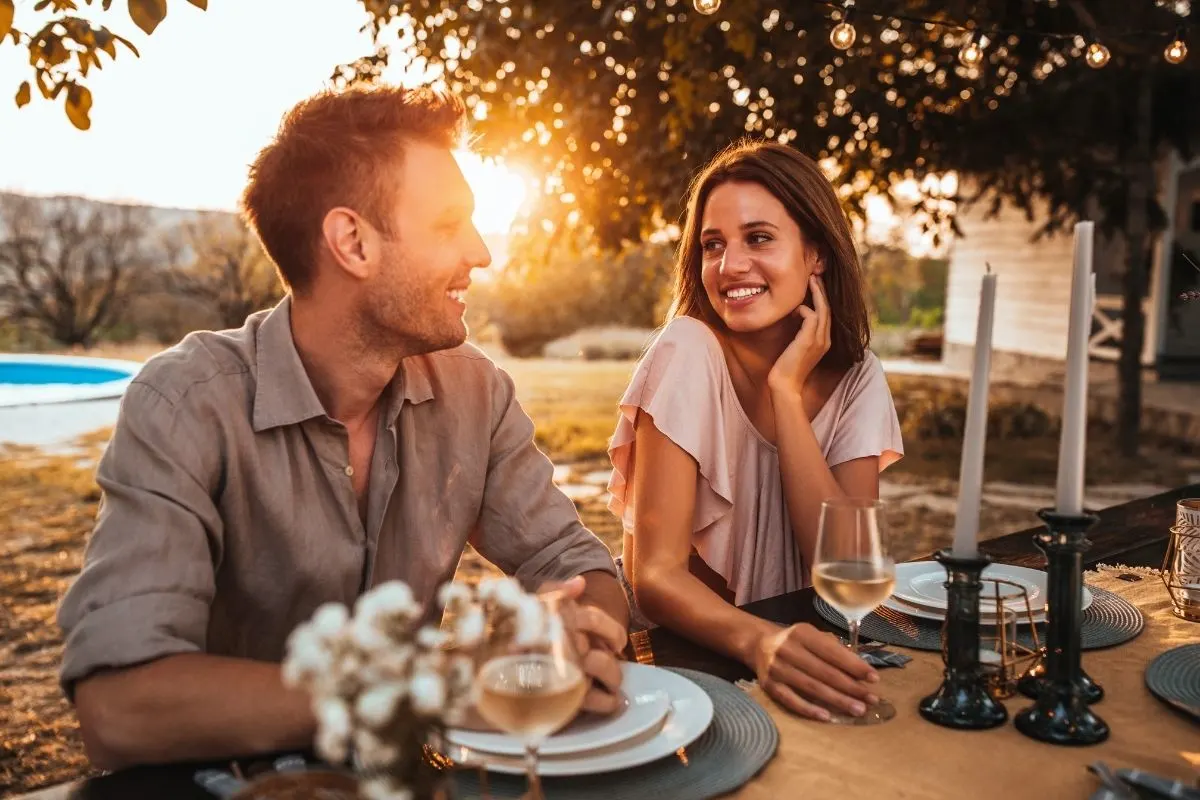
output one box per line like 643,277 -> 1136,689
622,317 -> 727,402
640,316 -> 725,369
839,348 -> 894,407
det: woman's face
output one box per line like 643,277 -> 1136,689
699,180 -> 824,334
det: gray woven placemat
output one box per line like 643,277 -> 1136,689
450,667 -> 778,800
814,585 -> 1144,652
1144,643 -> 1200,721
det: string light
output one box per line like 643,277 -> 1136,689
1085,40 -> 1111,68
1165,28 -> 1188,64
829,2 -> 857,50
958,32 -> 985,68
690,1 -> 1187,68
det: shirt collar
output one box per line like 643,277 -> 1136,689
252,297 -> 329,432
253,296 -> 437,432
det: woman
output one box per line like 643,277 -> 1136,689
607,140 -> 904,721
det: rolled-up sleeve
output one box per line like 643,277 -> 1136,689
471,367 -> 617,590
57,382 -> 224,697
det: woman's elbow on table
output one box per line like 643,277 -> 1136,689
630,562 -> 684,625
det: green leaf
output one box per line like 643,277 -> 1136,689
127,0 -> 166,35
186,0 -> 207,8
0,0 -> 13,42
64,82 -> 92,130
15,80 -> 30,108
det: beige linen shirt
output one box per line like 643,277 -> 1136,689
57,298 -> 617,692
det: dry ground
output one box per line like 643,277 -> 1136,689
3,352 -> 1196,795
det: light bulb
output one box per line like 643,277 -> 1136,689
1085,41 -> 1110,69
959,39 -> 984,68
692,0 -> 720,15
830,21 -> 857,50
1165,38 -> 1188,64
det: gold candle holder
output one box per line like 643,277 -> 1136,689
976,578 -> 1043,699
1162,524 -> 1200,622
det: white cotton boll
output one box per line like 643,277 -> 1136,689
409,669 -> 447,717
373,645 -> 416,677
360,776 -> 412,800
350,614 -> 394,653
415,626 -> 450,651
355,682 -> 406,729
316,697 -> 352,738
313,698 -> 352,763
315,725 -> 350,764
310,603 -> 350,639
454,607 -> 486,648
354,729 -> 401,770
514,595 -> 547,646
282,626 -> 333,687
437,582 -> 471,609
356,581 -> 418,623
479,576 -> 523,608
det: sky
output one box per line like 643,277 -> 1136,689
0,0 -> 531,236
0,0 -> 934,253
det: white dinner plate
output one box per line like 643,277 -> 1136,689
453,664 -> 714,777
882,593 -> 1047,625
891,561 -> 1092,616
445,661 -> 671,758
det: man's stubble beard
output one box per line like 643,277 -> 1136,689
360,249 -> 466,357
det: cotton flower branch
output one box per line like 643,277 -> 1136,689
282,577 -> 554,799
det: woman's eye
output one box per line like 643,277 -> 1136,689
748,232 -> 773,245
701,239 -> 724,253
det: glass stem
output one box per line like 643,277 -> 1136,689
848,617 -> 861,655
524,743 -> 543,800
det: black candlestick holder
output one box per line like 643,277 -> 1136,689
918,549 -> 1009,730
1014,508 -> 1110,746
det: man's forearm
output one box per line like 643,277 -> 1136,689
74,653 -> 316,771
578,570 -> 631,635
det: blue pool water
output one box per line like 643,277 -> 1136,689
0,362 -> 132,385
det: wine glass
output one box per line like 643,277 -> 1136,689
811,496 -> 898,725
473,590 -> 586,800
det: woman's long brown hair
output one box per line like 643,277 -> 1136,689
667,140 -> 871,371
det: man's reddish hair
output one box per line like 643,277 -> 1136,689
241,85 -> 467,293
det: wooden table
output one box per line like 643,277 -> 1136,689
18,484 -> 1197,799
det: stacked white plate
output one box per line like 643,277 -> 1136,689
444,662 -> 714,776
882,561 -> 1094,625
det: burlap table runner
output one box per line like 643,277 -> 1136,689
732,566 -> 1200,799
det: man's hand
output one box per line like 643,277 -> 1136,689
539,575 -> 628,715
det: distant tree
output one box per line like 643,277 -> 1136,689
0,193 -> 155,346
479,224 -> 671,356
163,212 -> 283,329
2,0 -> 207,130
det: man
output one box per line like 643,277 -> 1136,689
56,85 -> 630,771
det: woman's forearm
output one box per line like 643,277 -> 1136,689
634,564 -> 778,668
771,387 -> 846,564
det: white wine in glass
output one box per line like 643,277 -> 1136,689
812,496 -> 897,725
476,654 -> 588,742
473,591 -> 586,799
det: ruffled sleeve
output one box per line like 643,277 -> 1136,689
606,317 -> 736,536
825,351 -> 904,471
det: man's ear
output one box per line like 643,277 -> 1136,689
321,207 -> 376,281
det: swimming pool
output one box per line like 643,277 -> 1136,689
0,354 -> 143,408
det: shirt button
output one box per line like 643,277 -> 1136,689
344,465 -> 354,477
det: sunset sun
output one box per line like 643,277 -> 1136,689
455,150 -> 536,236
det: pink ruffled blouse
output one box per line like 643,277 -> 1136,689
607,316 -> 904,606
